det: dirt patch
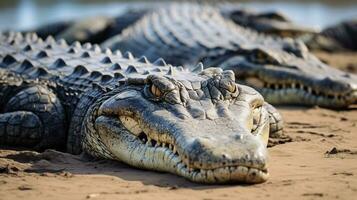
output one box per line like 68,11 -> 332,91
313,51 -> 357,74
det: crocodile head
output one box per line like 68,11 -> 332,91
224,8 -> 317,37
219,41 -> 357,108
83,69 -> 270,184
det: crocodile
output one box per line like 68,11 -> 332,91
0,32 -> 284,184
25,5 -> 316,45
220,5 -> 317,37
102,4 -> 357,108
304,19 -> 357,52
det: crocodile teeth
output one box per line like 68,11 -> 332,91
253,77 -> 347,102
173,146 -> 177,154
119,116 -> 181,162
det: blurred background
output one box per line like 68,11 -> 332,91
0,0 -> 356,31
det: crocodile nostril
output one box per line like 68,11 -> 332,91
234,134 -> 244,140
222,153 -> 232,161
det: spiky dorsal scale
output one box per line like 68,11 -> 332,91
68,47 -> 78,54
81,51 -> 91,58
101,74 -> 113,83
91,44 -> 101,53
125,65 -> 139,74
72,41 -> 82,49
89,71 -> 102,79
114,50 -> 123,57
138,56 -> 150,64
83,43 -> 92,49
36,50 -> 49,59
45,44 -> 53,49
114,72 -> 125,80
111,63 -> 122,70
29,67 -> 49,77
15,32 -> 24,40
2,55 -> 17,66
51,58 -> 67,68
101,56 -> 113,64
23,44 -> 33,52
153,58 -> 167,66
167,65 -> 174,75
123,51 -> 134,60
36,38 -> 44,46
17,59 -> 34,73
25,32 -> 38,43
45,35 -> 56,44
72,65 -> 89,77
57,39 -> 68,48
104,48 -> 112,55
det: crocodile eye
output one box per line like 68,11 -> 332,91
226,82 -> 237,93
150,84 -> 163,97
250,49 -> 279,64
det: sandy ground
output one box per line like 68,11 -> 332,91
0,51 -> 356,200
313,51 -> 357,74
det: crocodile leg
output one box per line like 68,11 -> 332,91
263,102 -> 284,137
0,111 -> 43,147
263,102 -> 292,147
0,85 -> 66,150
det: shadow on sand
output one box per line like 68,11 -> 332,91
0,148 -> 254,190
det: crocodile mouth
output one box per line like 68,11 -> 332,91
95,105 -> 269,184
119,116 -> 268,183
242,77 -> 357,108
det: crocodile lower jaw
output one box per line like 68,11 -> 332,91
260,88 -> 355,108
125,133 -> 269,183
243,77 -> 356,107
96,115 -> 269,183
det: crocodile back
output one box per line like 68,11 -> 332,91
0,32 -> 191,92
102,4 -> 292,67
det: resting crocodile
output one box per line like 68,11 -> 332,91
25,5 -> 315,44
304,19 -> 357,52
102,4 -> 357,108
25,3 -> 354,53
0,32 -> 285,183
220,5 -> 317,37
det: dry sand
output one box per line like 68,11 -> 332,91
0,51 -> 356,200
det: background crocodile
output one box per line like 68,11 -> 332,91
220,5 -> 317,37
101,4 -> 357,108
0,32 -> 285,183
304,19 -> 357,52
22,5 -> 316,45
24,5 -> 356,53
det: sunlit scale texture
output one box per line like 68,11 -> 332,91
102,4 -> 357,108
